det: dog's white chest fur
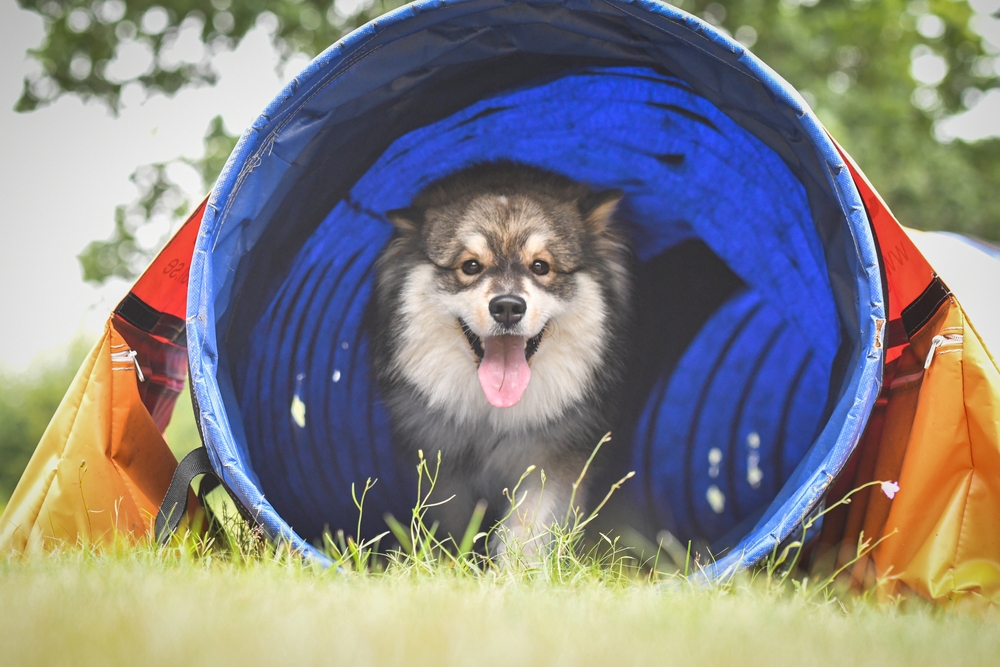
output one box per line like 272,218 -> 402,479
369,161 -> 632,551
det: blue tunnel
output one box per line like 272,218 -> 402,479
187,0 -> 884,576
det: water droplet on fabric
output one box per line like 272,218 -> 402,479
291,395 -> 306,428
706,485 -> 726,514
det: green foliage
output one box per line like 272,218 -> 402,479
77,168 -> 166,284
672,0 -> 1000,240
0,340 -> 90,502
77,114 -> 238,283
163,381 -> 203,461
15,0 -> 1000,285
15,0 -> 410,113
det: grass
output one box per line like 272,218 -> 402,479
2,449 -> 999,666
3,357 -> 996,663
2,546 -> 998,667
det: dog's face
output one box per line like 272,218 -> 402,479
378,164 -> 629,425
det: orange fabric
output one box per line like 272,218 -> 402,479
0,199 -> 206,553
0,320 -> 182,552
828,298 -> 1000,608
113,314 -> 188,433
825,140 -> 1000,609
830,315 -> 935,590
876,301 -> 1000,607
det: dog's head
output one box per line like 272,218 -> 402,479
380,162 -> 630,417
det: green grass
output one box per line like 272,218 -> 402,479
3,350 -> 995,664
163,382 -> 204,462
1,546 -> 997,667
2,456 -> 998,667
3,414 -> 995,665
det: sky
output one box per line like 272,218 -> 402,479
0,2 -> 309,372
0,1 -> 998,373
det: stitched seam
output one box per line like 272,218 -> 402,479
217,38 -> 387,228
950,311 -> 974,591
16,332 -> 107,545
598,0 -> 762,85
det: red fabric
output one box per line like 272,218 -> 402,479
113,315 -> 188,433
833,143 -> 934,314
833,141 -> 935,362
129,198 -> 206,321
115,197 -> 205,432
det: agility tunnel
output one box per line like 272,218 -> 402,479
4,0 -> 999,606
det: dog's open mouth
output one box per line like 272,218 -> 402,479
460,322 -> 544,362
460,320 -> 545,409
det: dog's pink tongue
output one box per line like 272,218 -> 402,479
478,335 -> 531,408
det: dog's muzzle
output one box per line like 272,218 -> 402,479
460,320 -> 544,362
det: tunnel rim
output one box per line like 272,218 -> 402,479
185,0 -> 886,571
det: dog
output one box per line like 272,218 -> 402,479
370,160 -> 632,556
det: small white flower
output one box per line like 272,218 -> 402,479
881,481 -> 900,500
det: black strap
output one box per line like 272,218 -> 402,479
198,471 -> 221,505
155,447 -> 215,545
901,275 -> 951,339
115,292 -> 187,344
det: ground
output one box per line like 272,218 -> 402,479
1,549 -> 997,667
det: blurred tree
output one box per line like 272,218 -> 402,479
14,0 -> 1000,283
18,0 -> 408,282
675,0 -> 1000,242
77,114 -> 237,283
16,0 -> 403,113
0,341 -> 89,502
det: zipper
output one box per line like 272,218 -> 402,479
924,334 -> 963,370
110,347 -> 145,382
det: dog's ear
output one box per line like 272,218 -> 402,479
385,207 -> 423,234
577,188 -> 624,233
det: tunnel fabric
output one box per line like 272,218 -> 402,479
239,66 -> 838,545
4,0 -> 997,603
633,287 -> 830,546
185,0 -> 884,569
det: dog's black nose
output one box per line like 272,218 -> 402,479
489,295 -> 526,326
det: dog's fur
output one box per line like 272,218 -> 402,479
370,161 -> 632,552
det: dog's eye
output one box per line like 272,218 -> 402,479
461,259 -> 483,276
530,260 -> 550,276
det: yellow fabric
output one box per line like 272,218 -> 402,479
832,298 -> 1000,609
0,319 -> 180,553
875,301 -> 1000,607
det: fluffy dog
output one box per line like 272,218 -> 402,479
370,161 -> 632,554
